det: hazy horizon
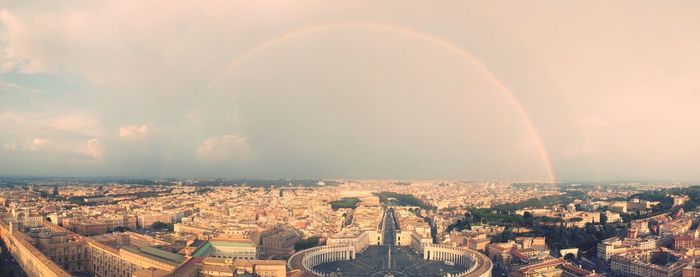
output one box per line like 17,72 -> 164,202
0,175 -> 697,185
2,1 -> 699,182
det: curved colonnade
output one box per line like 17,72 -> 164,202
423,244 -> 492,277
288,244 -> 356,276
288,243 -> 491,277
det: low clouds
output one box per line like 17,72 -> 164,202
29,138 -> 51,151
119,125 -> 149,139
0,111 -> 105,165
0,111 -> 104,138
0,137 -> 103,162
83,138 -> 103,160
196,134 -> 254,163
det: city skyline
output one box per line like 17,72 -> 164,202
2,1 -> 700,182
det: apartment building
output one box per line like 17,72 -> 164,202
611,249 -> 690,277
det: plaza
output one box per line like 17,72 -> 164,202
303,209 -> 484,277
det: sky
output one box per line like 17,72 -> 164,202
1,1 -> 699,182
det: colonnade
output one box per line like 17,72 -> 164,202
288,243 -> 492,277
288,245 -> 356,276
423,244 -> 492,277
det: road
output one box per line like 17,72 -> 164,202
384,208 -> 397,272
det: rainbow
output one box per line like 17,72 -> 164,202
170,22 -> 556,183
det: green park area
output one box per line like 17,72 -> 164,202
329,197 -> 362,210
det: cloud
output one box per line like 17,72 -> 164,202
0,2 -> 271,87
49,113 -> 104,137
0,9 -> 35,73
82,138 -> 103,160
29,138 -> 51,151
0,111 -> 104,138
0,79 -> 41,94
1,1 -> 700,180
119,125 -> 149,139
196,134 -> 254,163
0,7 -> 91,74
7,137 -> 103,164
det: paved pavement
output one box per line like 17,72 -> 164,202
314,209 -> 469,276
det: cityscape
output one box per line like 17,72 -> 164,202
2,1 -> 700,277
2,179 -> 700,277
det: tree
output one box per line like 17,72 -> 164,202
294,236 -> 319,251
151,221 -> 172,231
114,226 -> 131,232
600,212 -> 608,225
330,197 -> 361,210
